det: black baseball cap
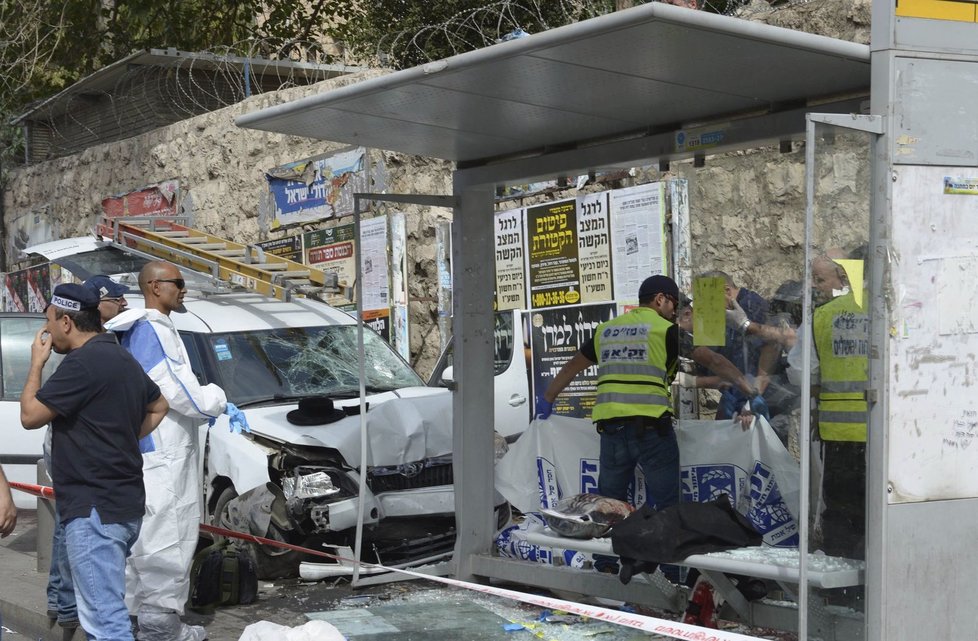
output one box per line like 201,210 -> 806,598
84,275 -> 131,299
638,275 -> 679,302
49,283 -> 99,311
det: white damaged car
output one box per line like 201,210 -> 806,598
27,237 -> 508,579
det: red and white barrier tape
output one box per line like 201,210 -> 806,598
9,481 -> 55,499
16,483 -> 767,641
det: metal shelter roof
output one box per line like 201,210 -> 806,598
236,2 -> 871,166
15,48 -> 364,124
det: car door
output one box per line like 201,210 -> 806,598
491,310 -> 532,439
0,314 -> 58,509
428,310 -> 531,440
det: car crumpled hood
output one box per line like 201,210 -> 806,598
242,387 -> 454,468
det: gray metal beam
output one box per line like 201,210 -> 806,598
450,180 -> 496,582
456,97 -> 866,188
468,555 -> 687,612
352,192 -> 456,208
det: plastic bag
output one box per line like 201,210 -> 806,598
540,493 -> 634,539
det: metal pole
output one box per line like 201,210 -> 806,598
799,114 -> 816,641
352,195 -> 368,587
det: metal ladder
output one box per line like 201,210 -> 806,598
97,215 -> 349,303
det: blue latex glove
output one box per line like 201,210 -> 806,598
535,397 -> 553,420
226,402 -> 251,434
748,394 -> 771,421
207,417 -> 217,427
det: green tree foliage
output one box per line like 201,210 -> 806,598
335,0 -> 747,70
336,1 -> 624,70
0,0 -> 353,171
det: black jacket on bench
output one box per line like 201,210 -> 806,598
611,496 -> 762,584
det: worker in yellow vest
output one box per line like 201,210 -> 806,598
811,254 -> 868,559
537,275 -> 759,508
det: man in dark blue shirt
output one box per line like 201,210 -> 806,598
20,284 -> 168,641
700,271 -> 771,421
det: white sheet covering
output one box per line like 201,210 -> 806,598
495,415 -> 800,547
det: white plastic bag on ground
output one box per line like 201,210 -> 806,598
238,620 -> 345,641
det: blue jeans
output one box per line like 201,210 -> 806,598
65,508 -> 141,641
44,432 -> 77,622
598,421 -> 680,510
48,511 -> 77,621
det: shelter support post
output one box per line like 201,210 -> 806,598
450,178 -> 497,582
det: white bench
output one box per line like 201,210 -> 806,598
520,524 -> 865,622
521,525 -> 863,588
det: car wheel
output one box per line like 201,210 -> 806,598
210,485 -> 238,545
252,522 -> 302,580
211,485 -> 301,579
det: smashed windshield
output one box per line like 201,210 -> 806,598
205,325 -> 424,405
204,326 -> 423,405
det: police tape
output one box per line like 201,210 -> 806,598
8,481 -> 55,499
206,521 -> 767,641
16,483 -> 768,641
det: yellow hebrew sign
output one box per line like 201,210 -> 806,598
692,276 -> 726,347
896,0 -> 978,23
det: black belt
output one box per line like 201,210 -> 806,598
596,414 -> 673,435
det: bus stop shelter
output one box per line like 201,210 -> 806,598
237,2 -> 978,639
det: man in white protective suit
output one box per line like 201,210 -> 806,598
106,261 -> 250,641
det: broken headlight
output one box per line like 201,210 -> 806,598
282,466 -> 342,501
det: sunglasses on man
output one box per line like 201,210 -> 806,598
150,278 -> 186,290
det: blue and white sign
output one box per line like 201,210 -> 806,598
266,147 -> 367,228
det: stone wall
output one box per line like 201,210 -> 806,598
3,70 -> 455,377
2,0 -> 871,378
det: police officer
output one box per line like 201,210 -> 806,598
537,275 -> 758,508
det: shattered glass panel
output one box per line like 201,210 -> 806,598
204,326 -> 423,405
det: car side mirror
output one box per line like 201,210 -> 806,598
440,366 -> 457,390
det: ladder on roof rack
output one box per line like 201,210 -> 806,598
97,215 -> 351,304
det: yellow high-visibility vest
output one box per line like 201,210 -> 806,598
814,291 -> 868,442
592,308 -> 675,422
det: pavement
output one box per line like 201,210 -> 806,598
2,510 -> 782,641
0,510 -> 668,641
0,510 -> 400,641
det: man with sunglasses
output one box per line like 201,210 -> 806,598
538,275 -> 758,514
105,261 -> 248,641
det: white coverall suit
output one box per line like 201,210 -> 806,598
106,309 -> 226,641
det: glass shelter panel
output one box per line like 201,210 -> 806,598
675,122 -> 873,638
802,122 -> 873,641
679,144 -> 810,630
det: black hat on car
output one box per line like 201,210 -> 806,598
286,397 -> 348,426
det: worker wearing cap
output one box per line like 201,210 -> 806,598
538,275 -> 758,508
20,283 -> 168,641
84,274 -> 131,324
40,274 -> 134,630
